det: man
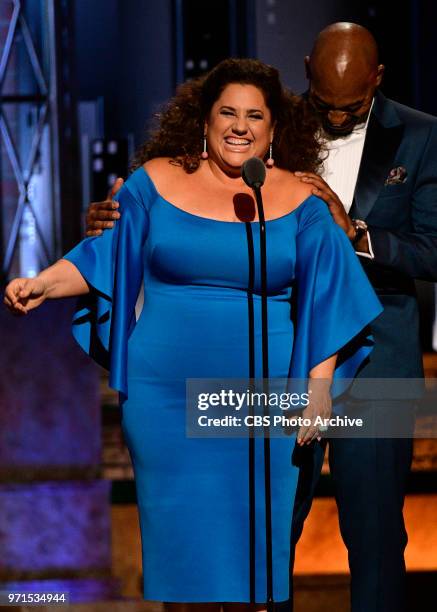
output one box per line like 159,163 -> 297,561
285,22 -> 437,612
85,23 -> 437,612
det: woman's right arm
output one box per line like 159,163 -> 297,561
4,259 -> 88,315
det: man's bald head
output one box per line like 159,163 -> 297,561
305,23 -> 384,137
309,23 -> 379,87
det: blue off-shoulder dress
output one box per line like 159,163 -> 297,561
63,167 -> 382,603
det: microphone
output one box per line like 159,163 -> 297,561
242,157 -> 266,190
241,157 -> 275,611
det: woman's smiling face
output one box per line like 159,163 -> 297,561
205,83 -> 274,175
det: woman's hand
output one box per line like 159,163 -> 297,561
4,260 -> 89,314
3,277 -> 48,315
297,383 -> 332,445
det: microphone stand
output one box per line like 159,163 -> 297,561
253,182 -> 274,612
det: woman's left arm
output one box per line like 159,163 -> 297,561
290,199 -> 384,443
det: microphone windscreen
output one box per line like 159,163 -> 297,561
242,157 -> 266,189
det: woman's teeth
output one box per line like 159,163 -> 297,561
225,138 -> 251,145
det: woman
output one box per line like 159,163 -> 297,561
4,59 -> 382,611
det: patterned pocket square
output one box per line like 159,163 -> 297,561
385,166 -> 408,185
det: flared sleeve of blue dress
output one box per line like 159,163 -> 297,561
62,174 -> 151,398
290,197 -> 383,387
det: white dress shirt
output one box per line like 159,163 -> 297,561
320,99 -> 375,258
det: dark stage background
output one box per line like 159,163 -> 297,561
74,0 -> 437,147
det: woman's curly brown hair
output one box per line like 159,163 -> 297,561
131,58 -> 323,174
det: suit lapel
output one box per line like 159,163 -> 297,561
349,93 -> 404,220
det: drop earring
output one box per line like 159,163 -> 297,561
201,135 -> 208,159
266,142 -> 274,167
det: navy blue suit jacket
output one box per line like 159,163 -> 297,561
348,91 -> 437,387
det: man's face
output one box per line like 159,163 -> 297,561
308,79 -> 376,138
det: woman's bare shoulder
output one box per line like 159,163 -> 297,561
143,158 -> 185,188
269,166 -> 315,201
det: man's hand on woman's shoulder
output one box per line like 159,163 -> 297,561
85,177 -> 124,236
